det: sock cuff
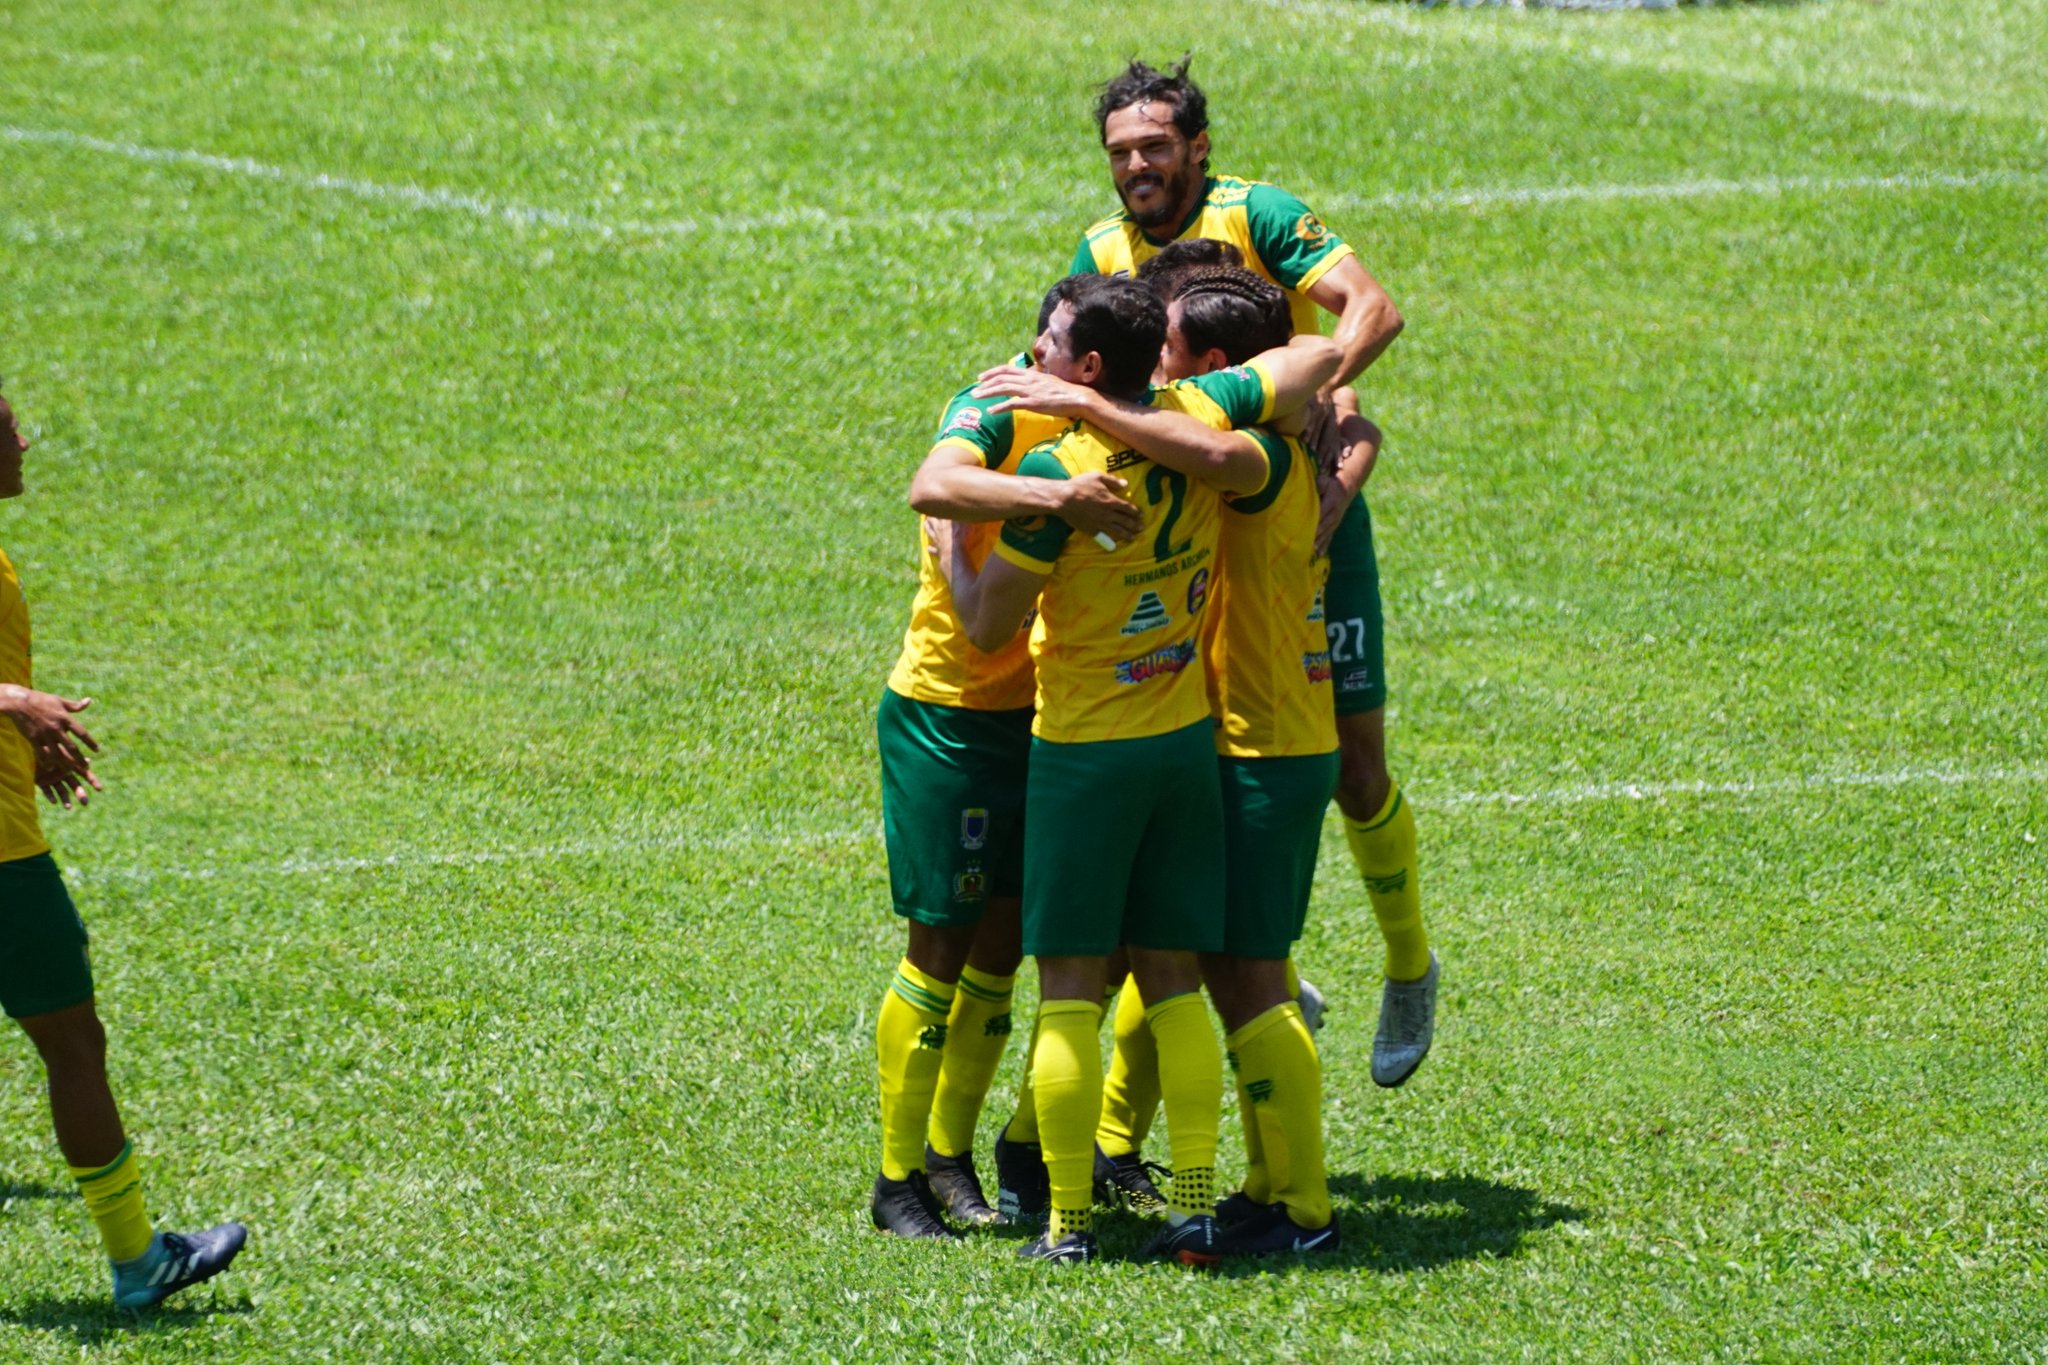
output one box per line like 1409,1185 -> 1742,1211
1225,1001 -> 1303,1052
1037,997 -> 1103,1027
70,1141 -> 135,1184
1143,990 -> 1205,1030
956,964 -> 1015,1002
1346,781 -> 1406,834
891,959 -> 957,1016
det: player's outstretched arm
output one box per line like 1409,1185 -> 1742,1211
973,366 -> 1268,496
1305,254 -> 1403,393
1254,334 -> 1344,422
0,685 -> 101,801
1313,390 -> 1384,554
928,517 -> 1052,654
909,445 -> 1142,543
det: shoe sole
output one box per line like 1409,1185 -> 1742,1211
1372,1050 -> 1428,1088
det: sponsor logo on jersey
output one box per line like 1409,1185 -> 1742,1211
1185,567 -> 1210,615
1307,590 -> 1325,624
960,808 -> 989,850
953,865 -> 987,901
1295,211 -> 1332,246
1106,447 -> 1147,473
1114,640 -> 1197,686
1342,667 -> 1373,691
1120,591 -> 1172,636
946,407 -> 983,432
1302,650 -> 1332,684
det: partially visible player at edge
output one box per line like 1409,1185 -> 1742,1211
946,275 -> 1341,1265
1071,57 -> 1439,1090
870,281 -> 1282,1237
0,385 -> 247,1309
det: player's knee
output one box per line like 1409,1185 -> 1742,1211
1334,754 -> 1391,821
21,1004 -> 108,1077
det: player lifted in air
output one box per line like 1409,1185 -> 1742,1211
1071,57 -> 1439,1088
0,386 -> 247,1308
944,274 -> 1339,1264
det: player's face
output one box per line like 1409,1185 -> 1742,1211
1032,302 -> 1092,385
1102,102 -> 1208,231
1156,300 -> 1210,382
0,398 -> 24,500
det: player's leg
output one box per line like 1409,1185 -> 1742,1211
1093,971 -> 1166,1212
1325,494 -> 1438,1085
4,853 -> 244,1307
924,895 -> 1022,1224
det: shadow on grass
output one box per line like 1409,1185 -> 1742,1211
1310,1171 -> 1584,1274
0,1294 -> 253,1347
0,1179 -> 77,1202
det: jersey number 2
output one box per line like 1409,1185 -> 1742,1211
1145,466 -> 1191,563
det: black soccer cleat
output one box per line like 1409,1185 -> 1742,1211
1015,1230 -> 1097,1264
870,1171 -> 960,1240
1214,1190 -> 1276,1231
993,1129 -> 1049,1228
111,1223 -> 248,1310
1092,1144 -> 1170,1214
924,1144 -> 999,1226
1215,1202 -> 1341,1258
1140,1213 -> 1221,1267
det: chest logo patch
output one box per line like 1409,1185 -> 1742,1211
1120,591 -> 1172,636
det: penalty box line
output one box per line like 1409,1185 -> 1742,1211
7,124 -> 2045,243
67,760 -> 2048,887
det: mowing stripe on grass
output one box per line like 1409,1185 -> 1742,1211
66,759 -> 2046,887
7,124 -> 2044,243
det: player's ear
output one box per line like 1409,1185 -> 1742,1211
1201,347 -> 1230,376
1189,130 -> 1210,167
1077,351 -> 1105,386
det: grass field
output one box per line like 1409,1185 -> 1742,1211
2,0 -> 2045,1358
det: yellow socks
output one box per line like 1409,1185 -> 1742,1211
1004,1008 -> 1042,1144
927,965 -> 1015,1158
1146,991 -> 1222,1220
1031,998 -> 1104,1236
1096,980 -> 1160,1159
1227,1002 -> 1331,1228
1346,782 -> 1431,981
876,958 -> 956,1181
72,1141 -> 153,1263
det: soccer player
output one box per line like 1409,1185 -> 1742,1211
0,386 -> 247,1308
872,280 -> 1278,1236
945,274 -> 1339,1264
1072,57 -> 1438,1087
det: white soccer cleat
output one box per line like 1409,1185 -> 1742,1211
1371,951 -> 1438,1087
1295,976 -> 1327,1033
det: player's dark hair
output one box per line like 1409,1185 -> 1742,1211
1036,276 -> 1083,336
1170,265 -> 1291,366
1094,57 -> 1210,171
1062,274 -> 1167,399
1136,239 -> 1244,301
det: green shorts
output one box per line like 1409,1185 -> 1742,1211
1323,493 -> 1387,716
0,852 -> 94,1019
1220,753 -> 1340,958
877,689 -> 1032,928
1021,719 -> 1224,957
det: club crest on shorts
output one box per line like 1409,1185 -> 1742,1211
953,865 -> 987,901
960,808 -> 989,850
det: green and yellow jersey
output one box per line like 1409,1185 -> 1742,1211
993,363 -> 1276,745
1072,175 -> 1355,337
0,548 -> 50,863
1204,428 -> 1339,759
887,356 -> 1068,712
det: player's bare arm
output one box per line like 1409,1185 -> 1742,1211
939,530 -> 1049,655
1305,254 -> 1403,396
972,365 -> 1268,497
1314,393 -> 1384,554
908,445 -> 1141,543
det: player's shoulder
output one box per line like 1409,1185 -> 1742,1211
1081,209 -> 1135,246
1207,174 -> 1262,208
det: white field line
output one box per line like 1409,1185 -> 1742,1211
7,124 -> 2044,243
66,760 -> 2047,886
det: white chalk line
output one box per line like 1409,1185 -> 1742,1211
7,125 -> 2043,244
65,760 -> 2047,887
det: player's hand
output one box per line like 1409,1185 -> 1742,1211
1054,472 -> 1142,543
35,755 -> 100,809
971,366 -> 1094,418
1303,394 -> 1341,478
1314,473 -> 1350,556
0,686 -> 99,774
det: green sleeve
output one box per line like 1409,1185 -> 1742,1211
1070,235 -> 1101,275
932,386 -> 1018,467
999,446 -> 1077,561
1243,183 -> 1348,291
1227,428 -> 1293,516
1179,364 -> 1273,428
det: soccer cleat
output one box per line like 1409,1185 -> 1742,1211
1216,1202 -> 1341,1258
1015,1230 -> 1097,1264
1140,1214 -> 1221,1267
993,1130 -> 1049,1228
870,1171 -> 960,1240
111,1223 -> 248,1310
1296,976 -> 1327,1033
1371,950 -> 1440,1088
1214,1190 -> 1275,1231
1092,1145 -> 1170,1214
924,1144 -> 999,1226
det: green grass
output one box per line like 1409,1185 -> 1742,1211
1,0 -> 2044,1357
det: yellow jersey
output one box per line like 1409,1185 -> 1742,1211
886,356 -> 1067,712
992,364 -> 1275,745
1203,428 -> 1338,759
0,547 -> 50,862
1072,175 -> 1357,337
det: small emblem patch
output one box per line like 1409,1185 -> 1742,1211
960,808 -> 989,850
1185,567 -> 1210,615
1120,590 -> 1172,636
946,407 -> 983,432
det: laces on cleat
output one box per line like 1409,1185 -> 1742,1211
870,1171 -> 960,1240
1092,1146 -> 1172,1213
924,1145 -> 999,1226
